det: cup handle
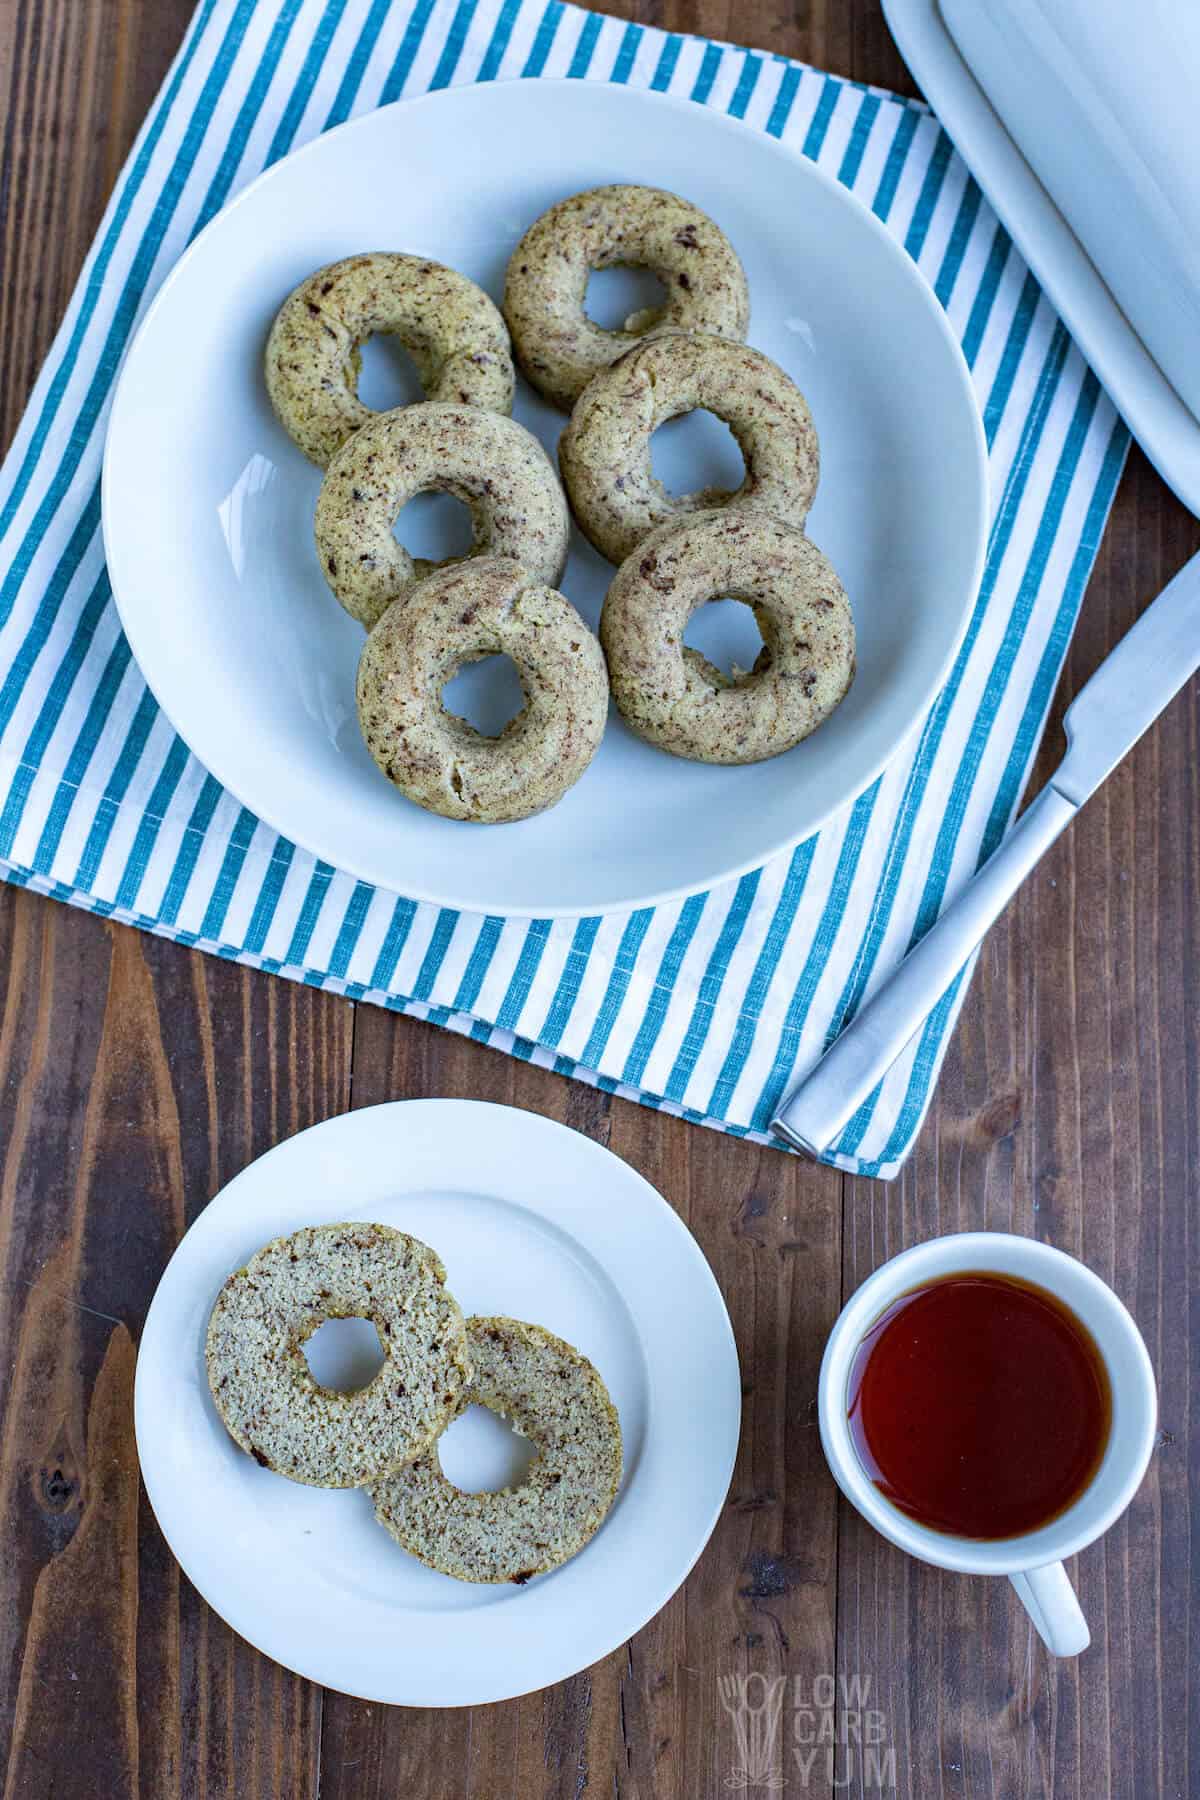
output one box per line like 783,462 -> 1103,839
1009,1563 -> 1090,1656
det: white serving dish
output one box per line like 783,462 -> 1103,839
103,78 -> 986,917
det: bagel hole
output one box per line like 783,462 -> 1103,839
393,489 -> 475,562
584,264 -> 668,331
355,332 -> 425,410
303,1317 -> 386,1393
683,598 -> 765,680
437,1403 -> 537,1493
651,409 -> 744,499
442,653 -> 526,737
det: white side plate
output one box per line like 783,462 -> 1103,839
134,1100 -> 741,1706
103,78 -> 987,916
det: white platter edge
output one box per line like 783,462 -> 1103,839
884,0 -> 1200,515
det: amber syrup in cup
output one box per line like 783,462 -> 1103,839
846,1271 -> 1113,1539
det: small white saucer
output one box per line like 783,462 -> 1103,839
134,1100 -> 740,1706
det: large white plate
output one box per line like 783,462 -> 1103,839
134,1100 -> 740,1706
103,79 -> 987,916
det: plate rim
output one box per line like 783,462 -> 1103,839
102,76 -> 989,919
133,1097 -> 742,1706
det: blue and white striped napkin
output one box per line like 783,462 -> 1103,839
0,0 -> 1127,1178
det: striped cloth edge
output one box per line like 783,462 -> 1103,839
0,0 -> 1128,1178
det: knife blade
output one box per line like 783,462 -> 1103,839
1052,549 -> 1200,804
772,549 -> 1200,1158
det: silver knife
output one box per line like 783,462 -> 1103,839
772,549 -> 1200,1158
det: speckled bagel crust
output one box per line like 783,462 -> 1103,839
370,1316 -> 623,1584
315,403 -> 570,629
559,331 -> 820,565
356,558 -> 609,823
600,511 -> 855,764
205,1223 -> 472,1488
503,185 -> 750,411
264,253 -> 514,466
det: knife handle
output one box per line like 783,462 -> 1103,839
771,780 -> 1079,1157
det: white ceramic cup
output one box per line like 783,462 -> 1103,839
819,1232 -> 1157,1656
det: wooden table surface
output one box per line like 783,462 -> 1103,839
1,2 -> 1196,1795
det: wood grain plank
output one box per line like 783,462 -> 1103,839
0,0 -> 185,451
3,1325 -> 141,1800
836,453 -> 1200,1799
0,0 -> 342,1786
0,889 -> 349,1797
